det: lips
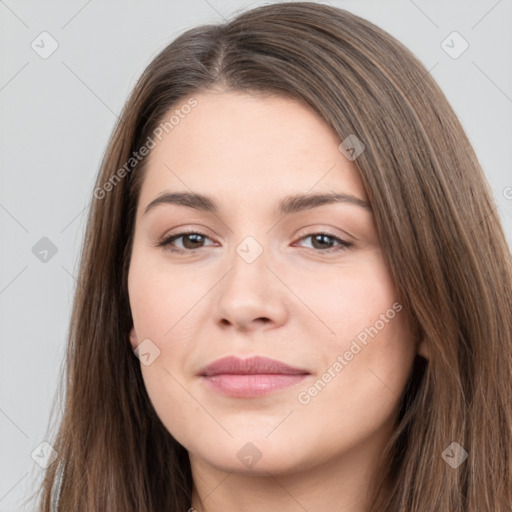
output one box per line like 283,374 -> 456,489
200,355 -> 308,376
199,356 -> 310,398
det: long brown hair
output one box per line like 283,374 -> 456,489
33,2 -> 512,510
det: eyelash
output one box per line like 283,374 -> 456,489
157,229 -> 353,254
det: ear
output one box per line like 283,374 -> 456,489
416,336 -> 429,360
129,326 -> 138,349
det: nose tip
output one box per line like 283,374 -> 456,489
214,243 -> 288,332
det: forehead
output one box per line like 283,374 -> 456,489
137,91 -> 368,213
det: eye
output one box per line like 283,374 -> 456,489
157,230 -> 215,252
157,230 -> 353,254
294,232 -> 353,253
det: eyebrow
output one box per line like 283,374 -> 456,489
143,190 -> 372,216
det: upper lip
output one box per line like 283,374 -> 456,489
199,356 -> 309,376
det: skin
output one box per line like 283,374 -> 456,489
127,90 -> 429,511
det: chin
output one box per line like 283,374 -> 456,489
188,435 -> 312,476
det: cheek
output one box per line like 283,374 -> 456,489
289,308 -> 415,463
127,253 -> 204,400
290,249 -> 400,347
290,250 -> 415,408
127,261 -> 199,442
127,250 -> 202,343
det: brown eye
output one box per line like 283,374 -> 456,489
157,230 -> 352,255
296,232 -> 353,252
158,231 -> 214,252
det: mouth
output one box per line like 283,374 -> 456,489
199,355 -> 310,398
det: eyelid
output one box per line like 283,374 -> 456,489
294,224 -> 355,242
157,229 -> 215,249
157,227 -> 354,255
293,231 -> 353,252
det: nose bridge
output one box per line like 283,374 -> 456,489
234,234 -> 266,267
226,233 -> 270,292
213,231 -> 287,329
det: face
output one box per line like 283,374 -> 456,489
127,90 -> 422,477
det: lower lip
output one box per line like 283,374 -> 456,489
202,374 -> 308,398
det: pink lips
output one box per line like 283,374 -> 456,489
199,355 -> 309,398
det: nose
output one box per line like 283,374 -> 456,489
214,240 -> 288,333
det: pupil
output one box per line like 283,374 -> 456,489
313,234 -> 331,249
181,234 -> 334,250
184,234 -> 203,248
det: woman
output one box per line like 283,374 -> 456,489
35,2 -> 512,511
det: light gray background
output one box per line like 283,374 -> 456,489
1,1 -> 511,510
